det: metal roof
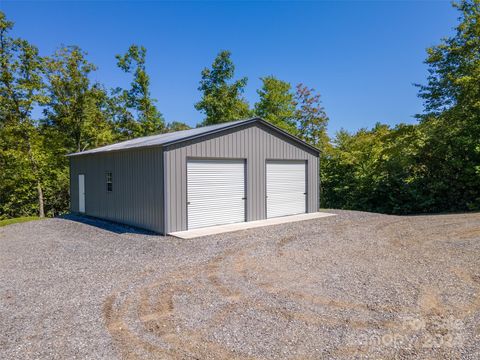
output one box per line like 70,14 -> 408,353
67,117 -> 319,156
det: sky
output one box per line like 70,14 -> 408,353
1,1 -> 458,136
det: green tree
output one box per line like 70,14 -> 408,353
415,0 -> 480,211
292,83 -> 330,205
115,45 -> 165,137
166,121 -> 191,132
321,124 -> 422,213
43,46 -> 115,153
195,50 -> 250,125
254,76 -> 297,134
322,127 -> 381,211
0,12 -> 48,217
322,1 -> 480,214
418,0 -> 480,117
294,84 -> 329,151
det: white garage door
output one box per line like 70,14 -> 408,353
266,161 -> 306,218
187,160 -> 246,229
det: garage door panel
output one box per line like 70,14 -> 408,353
187,200 -> 245,211
267,199 -> 306,218
188,192 -> 244,201
266,161 -> 306,218
187,160 -> 245,229
267,193 -> 306,202
188,208 -> 244,221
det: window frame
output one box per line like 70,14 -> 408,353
106,172 -> 113,192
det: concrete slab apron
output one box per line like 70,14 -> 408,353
169,212 -> 336,239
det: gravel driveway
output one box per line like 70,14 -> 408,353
1,210 -> 479,359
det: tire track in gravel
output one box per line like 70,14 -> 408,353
103,214 -> 480,359
233,216 -> 480,358
230,241 -> 404,328
379,213 -> 480,249
103,243 -> 262,359
104,238 -> 346,359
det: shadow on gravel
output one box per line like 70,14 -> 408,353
59,214 -> 159,236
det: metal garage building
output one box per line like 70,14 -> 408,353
68,118 -> 320,235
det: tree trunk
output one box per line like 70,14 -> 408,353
25,135 -> 45,218
37,180 -> 45,218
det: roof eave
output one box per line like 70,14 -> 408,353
255,119 -> 320,155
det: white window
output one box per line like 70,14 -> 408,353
106,172 -> 113,192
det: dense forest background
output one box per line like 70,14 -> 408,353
1,0 -> 479,220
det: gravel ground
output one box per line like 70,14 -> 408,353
1,210 -> 479,359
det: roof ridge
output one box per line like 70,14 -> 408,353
67,118 -> 258,156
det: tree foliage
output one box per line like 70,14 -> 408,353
321,0 -> 480,214
166,121 -> 191,132
195,50 -> 250,125
115,45 -> 165,137
0,12 -> 48,218
0,14 -> 171,219
254,78 -> 329,150
294,84 -> 329,151
321,124 -> 424,212
254,76 -> 297,134
414,0 -> 480,211
43,46 -> 115,152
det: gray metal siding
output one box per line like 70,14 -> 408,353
164,123 -> 319,232
69,147 -> 164,233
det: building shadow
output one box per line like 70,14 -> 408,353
59,213 -> 159,235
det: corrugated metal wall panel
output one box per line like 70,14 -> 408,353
69,147 -> 164,233
164,123 -> 319,233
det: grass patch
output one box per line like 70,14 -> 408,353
0,216 -> 42,227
